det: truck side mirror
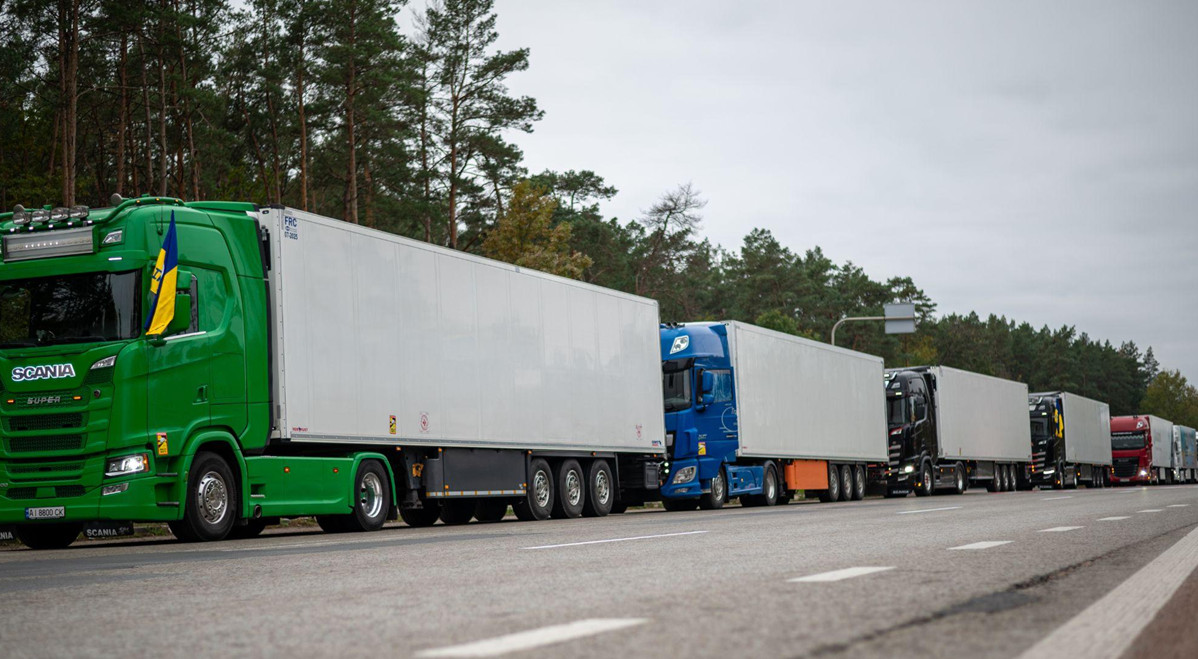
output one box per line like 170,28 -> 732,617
167,293 -> 192,334
697,370 -> 714,409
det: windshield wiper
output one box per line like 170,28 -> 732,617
44,335 -> 110,345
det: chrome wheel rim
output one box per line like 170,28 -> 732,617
359,472 -> 384,519
594,469 -> 611,505
533,470 -> 551,508
197,471 -> 228,525
565,469 -> 583,507
713,473 -> 725,501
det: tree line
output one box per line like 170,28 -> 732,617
2,0 -> 1193,425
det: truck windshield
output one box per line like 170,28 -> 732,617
1030,419 -> 1049,439
886,397 -> 907,425
662,369 -> 692,412
0,271 -> 141,347
1111,432 -> 1146,450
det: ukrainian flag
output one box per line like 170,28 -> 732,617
144,213 -> 179,335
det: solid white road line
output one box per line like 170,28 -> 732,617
1167,504 -> 1190,508
1098,516 -> 1130,521
1138,509 -> 1164,513
1039,526 -> 1084,533
896,506 -> 962,515
789,567 -> 895,583
1042,496 -> 1073,501
1018,524 -> 1198,659
948,541 -> 1012,550
415,619 -> 648,658
524,531 -> 707,550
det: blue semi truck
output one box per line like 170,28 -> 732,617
658,321 -> 886,509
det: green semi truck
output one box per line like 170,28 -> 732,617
0,197 -> 665,549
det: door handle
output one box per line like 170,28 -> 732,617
196,385 -> 208,403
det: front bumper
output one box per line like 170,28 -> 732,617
659,458 -> 704,499
0,472 -> 178,525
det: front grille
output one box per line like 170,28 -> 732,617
5,413 -> 85,432
1,485 -> 86,499
9,462 -> 83,474
6,391 -> 79,409
7,435 -> 85,453
1113,458 -> 1139,478
5,487 -> 38,499
56,485 -> 85,497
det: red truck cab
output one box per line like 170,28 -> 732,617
1110,415 -> 1156,484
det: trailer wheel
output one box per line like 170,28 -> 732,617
819,464 -> 841,502
582,460 -> 614,517
474,499 -> 508,523
952,463 -> 966,495
15,523 -> 82,550
514,458 -> 554,521
439,499 -> 475,525
551,459 -> 586,519
399,502 -> 441,527
170,451 -> 238,542
851,464 -> 866,501
1004,465 -> 1014,491
915,461 -> 934,497
987,467 -> 1002,493
699,468 -> 727,510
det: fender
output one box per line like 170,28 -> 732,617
175,428 -> 250,518
348,452 -> 399,515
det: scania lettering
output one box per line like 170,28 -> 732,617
0,198 -> 665,549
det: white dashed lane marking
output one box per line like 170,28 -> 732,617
1039,526 -> 1084,533
896,506 -> 962,515
415,619 -> 648,658
524,531 -> 708,550
1098,516 -> 1130,521
948,541 -> 1012,550
790,567 -> 895,583
1138,509 -> 1164,513
1042,496 -> 1073,501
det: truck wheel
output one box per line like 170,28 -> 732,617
699,468 -> 727,510
171,451 -> 238,542
399,502 -> 441,527
338,460 -> 391,532
851,464 -> 866,501
1005,465 -> 1015,491
1065,467 -> 1078,490
987,467 -> 1002,493
15,523 -> 82,550
916,462 -> 934,497
474,499 -> 508,523
514,458 -> 554,521
663,498 -> 699,512
762,464 -> 780,506
439,499 -> 475,525
582,460 -> 614,517
839,465 -> 853,502
551,459 -> 586,519
819,464 -> 841,502
952,463 -> 966,495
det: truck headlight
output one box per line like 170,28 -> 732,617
90,355 -> 116,370
1139,469 -> 1147,476
671,466 -> 696,484
902,464 -> 915,473
1042,468 -> 1055,476
105,453 -> 149,478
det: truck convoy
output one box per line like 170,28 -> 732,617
1110,415 -> 1174,485
883,366 -> 1030,496
0,199 -> 667,548
1027,392 -> 1112,489
658,321 -> 884,509
1170,426 -> 1196,484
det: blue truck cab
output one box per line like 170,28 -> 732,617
659,323 -> 767,509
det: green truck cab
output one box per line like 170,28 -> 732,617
0,197 -> 381,549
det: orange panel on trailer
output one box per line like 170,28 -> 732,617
785,459 -> 829,490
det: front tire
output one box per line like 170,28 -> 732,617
15,523 -> 82,550
170,451 -> 237,542
699,468 -> 727,510
915,461 -> 935,497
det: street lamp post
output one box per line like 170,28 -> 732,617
830,302 -> 917,347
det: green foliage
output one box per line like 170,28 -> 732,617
1142,370 -> 1198,429
481,180 -> 591,279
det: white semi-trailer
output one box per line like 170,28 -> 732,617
1027,391 -> 1112,489
263,207 -> 667,525
884,365 -> 1031,496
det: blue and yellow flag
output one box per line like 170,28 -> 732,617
144,213 -> 179,335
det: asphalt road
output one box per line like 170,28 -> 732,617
2,484 -> 1197,658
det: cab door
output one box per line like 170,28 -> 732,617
146,271 -> 211,455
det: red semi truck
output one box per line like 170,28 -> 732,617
1109,414 -> 1173,485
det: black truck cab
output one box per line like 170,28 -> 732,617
884,368 -> 937,495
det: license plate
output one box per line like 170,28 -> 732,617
25,506 -> 65,520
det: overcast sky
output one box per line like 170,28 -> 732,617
487,0 -> 1197,381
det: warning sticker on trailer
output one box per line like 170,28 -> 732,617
389,415 -> 397,435
419,412 -> 430,433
